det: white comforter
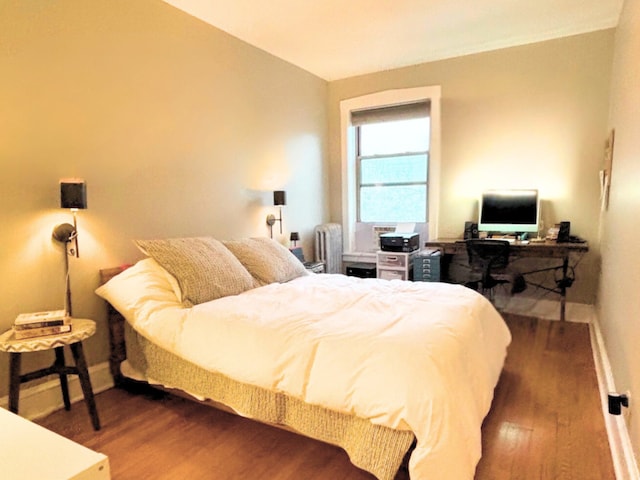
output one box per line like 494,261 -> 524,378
130,273 -> 511,479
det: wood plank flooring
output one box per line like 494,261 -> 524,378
475,315 -> 615,479
35,314 -> 615,479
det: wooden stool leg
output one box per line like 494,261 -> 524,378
54,347 -> 71,411
70,341 -> 101,431
9,352 -> 21,414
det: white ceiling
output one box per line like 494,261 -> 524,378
163,0 -> 623,81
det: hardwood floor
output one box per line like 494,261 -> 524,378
36,314 -> 614,479
476,315 -> 614,479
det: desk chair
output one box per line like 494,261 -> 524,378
465,239 -> 526,301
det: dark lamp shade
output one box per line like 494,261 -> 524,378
273,190 -> 286,206
290,232 -> 300,242
60,181 -> 87,209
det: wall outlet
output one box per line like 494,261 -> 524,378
608,391 -> 630,415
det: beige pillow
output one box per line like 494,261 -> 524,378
134,237 -> 255,307
223,237 -> 308,285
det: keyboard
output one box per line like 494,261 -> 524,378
485,237 -> 515,243
457,238 -> 529,244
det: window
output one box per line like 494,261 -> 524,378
357,115 -> 430,223
340,87 -> 441,255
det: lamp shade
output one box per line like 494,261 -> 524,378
60,180 -> 87,209
273,190 -> 286,206
290,232 -> 300,242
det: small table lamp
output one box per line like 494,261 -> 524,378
290,231 -> 300,247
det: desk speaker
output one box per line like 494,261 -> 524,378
464,221 -> 478,240
557,221 -> 571,243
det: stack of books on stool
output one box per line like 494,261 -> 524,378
13,310 -> 72,340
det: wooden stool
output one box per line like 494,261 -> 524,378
0,318 -> 101,431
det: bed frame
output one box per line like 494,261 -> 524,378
100,267 -> 415,480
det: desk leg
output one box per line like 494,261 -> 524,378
560,257 -> 569,322
70,341 -> 101,431
54,347 -> 71,411
9,352 -> 21,414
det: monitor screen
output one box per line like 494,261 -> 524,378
478,189 -> 539,234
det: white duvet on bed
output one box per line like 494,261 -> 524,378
120,272 -> 510,479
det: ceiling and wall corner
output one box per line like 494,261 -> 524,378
162,0 -> 624,80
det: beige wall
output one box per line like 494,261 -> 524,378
599,0 -> 640,466
328,30 -> 615,304
0,0 -> 328,397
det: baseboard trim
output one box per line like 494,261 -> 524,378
497,296 -> 593,323
0,361 -> 114,421
590,316 -> 640,480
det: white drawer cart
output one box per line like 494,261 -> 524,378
376,251 -> 417,281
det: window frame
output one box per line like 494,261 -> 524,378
340,86 -> 441,255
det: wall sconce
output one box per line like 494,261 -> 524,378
290,231 -> 299,247
52,179 -> 87,257
51,179 -> 87,316
266,190 -> 286,238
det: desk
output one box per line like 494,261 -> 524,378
424,239 -> 588,321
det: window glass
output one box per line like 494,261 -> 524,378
360,185 -> 427,222
359,118 -> 430,156
360,154 -> 427,184
357,116 -> 429,223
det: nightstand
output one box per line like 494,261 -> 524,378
290,247 -> 325,273
0,318 -> 101,430
304,261 -> 325,273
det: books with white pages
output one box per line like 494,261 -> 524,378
13,323 -> 72,340
14,309 -> 68,326
13,318 -> 69,330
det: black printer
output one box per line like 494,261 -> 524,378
380,232 -> 420,252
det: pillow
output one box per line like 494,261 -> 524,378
95,258 -> 183,325
223,237 -> 308,285
134,237 -> 255,307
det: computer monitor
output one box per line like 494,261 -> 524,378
478,189 -> 539,234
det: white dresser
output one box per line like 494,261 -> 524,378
0,407 -> 110,479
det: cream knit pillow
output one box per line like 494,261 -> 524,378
135,237 -> 255,307
223,237 -> 308,286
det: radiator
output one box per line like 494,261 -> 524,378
314,223 -> 343,274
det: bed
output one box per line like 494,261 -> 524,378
96,236 -> 511,480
